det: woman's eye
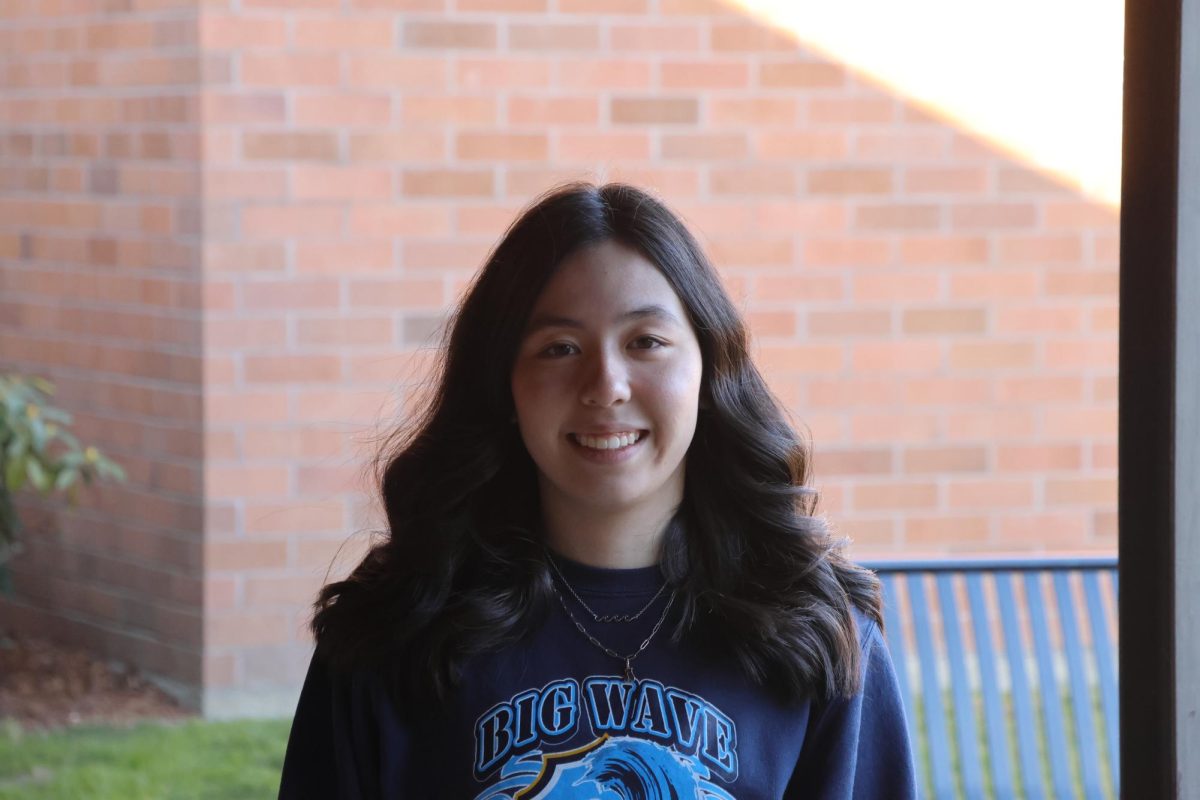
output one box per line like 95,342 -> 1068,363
630,336 -> 665,350
539,342 -> 578,358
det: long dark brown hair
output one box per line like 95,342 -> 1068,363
312,182 -> 881,705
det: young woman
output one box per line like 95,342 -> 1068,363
278,183 -> 916,799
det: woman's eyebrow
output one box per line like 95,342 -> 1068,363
524,304 -> 681,334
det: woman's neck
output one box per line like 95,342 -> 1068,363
540,501 -> 673,569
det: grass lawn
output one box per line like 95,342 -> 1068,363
0,718 -> 291,800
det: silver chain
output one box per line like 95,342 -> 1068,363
551,583 -> 677,682
545,550 -> 670,623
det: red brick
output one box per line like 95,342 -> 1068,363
904,167 -> 988,194
244,355 -> 341,384
402,169 -> 493,197
561,0 -> 648,9
997,513 -> 1090,547
243,428 -> 348,459
950,270 -> 1040,300
902,307 -> 987,334
349,131 -> 444,162
560,59 -> 652,89
854,481 -> 939,511
508,96 -> 598,125
347,278 -> 445,309
294,166 -> 392,201
759,60 -> 844,88
904,446 -> 988,473
206,613 -> 292,647
243,131 -> 338,161
855,131 -> 950,159
660,0 -> 739,12
403,240 -> 493,271
244,575 -> 326,608
293,17 -> 393,48
509,24 -> 600,51
207,466 -> 290,499
1090,305 -> 1119,332
455,204 -> 527,234
710,22 -> 796,50
852,341 -> 941,372
854,203 -> 941,231
745,310 -> 796,338
997,167 -> 1076,194
457,59 -> 551,90
948,479 -> 1034,509
347,205 -> 452,237
347,56 -> 446,89
808,168 -> 893,195
242,206 -> 343,238
833,517 -> 897,550
293,94 -> 392,127
806,378 -> 903,407
995,306 -> 1085,333
205,319 -> 288,349
205,391 -> 289,424
610,23 -> 701,51
297,464 -> 370,494
1044,407 -> 1117,437
753,344 -> 843,374
610,97 -> 698,125
945,410 -> 1036,440
402,21 -> 496,49
457,0 -> 545,9
457,132 -> 547,161
807,310 -> 891,337
998,376 -> 1085,403
241,280 -> 341,310
749,274 -> 844,304
905,516 -> 990,546
952,203 -> 1038,230
755,131 -> 847,160
898,236 -> 989,266
1044,201 -> 1117,229
710,166 -> 795,195
205,243 -> 287,273
1091,443 -> 1118,470
242,53 -> 339,87
903,377 -> 991,406
1045,269 -> 1119,297
812,448 -> 893,476
296,317 -> 393,347
1046,478 -> 1117,506
661,61 -> 749,89
810,97 -> 896,124
202,92 -> 286,124
752,201 -> 847,233
850,413 -> 939,443
199,16 -> 287,48
1000,234 -> 1084,264
1045,339 -> 1117,369
660,132 -> 746,160
997,445 -> 1083,471
608,166 -> 701,195
710,97 -> 797,126
402,95 -> 496,125
245,500 -> 346,534
949,341 -> 1035,370
705,237 -> 793,268
852,271 -> 941,302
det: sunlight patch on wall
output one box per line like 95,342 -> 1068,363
733,0 -> 1124,206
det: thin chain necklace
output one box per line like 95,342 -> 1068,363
551,583 -> 677,682
545,550 -> 669,623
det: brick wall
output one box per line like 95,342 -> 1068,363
1,0 -> 1118,715
0,0 -> 205,703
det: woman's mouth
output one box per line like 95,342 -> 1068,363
569,431 -> 644,451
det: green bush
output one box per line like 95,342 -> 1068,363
0,374 -> 126,588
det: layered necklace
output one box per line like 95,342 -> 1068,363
546,550 -> 677,682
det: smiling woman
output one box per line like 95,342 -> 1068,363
277,183 -> 917,799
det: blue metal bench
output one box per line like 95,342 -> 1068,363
862,557 -> 1119,800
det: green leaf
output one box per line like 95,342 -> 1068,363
4,457 -> 24,492
25,458 -> 49,492
54,466 -> 78,491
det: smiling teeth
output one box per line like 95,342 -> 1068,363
574,432 -> 642,450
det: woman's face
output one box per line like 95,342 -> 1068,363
510,240 -> 704,522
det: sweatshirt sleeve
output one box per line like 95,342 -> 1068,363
785,615 -> 918,799
277,653 -> 393,800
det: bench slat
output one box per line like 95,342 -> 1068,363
1054,572 -> 1104,798
1084,569 -> 1120,787
880,573 -> 921,764
908,573 -> 956,797
967,572 -> 1015,798
1024,572 -> 1075,797
936,573 -> 985,797
998,572 -> 1045,800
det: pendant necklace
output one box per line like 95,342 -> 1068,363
551,582 -> 677,682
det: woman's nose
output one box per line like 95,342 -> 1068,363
580,351 -> 630,407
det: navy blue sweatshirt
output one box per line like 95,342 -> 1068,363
279,556 -> 917,799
